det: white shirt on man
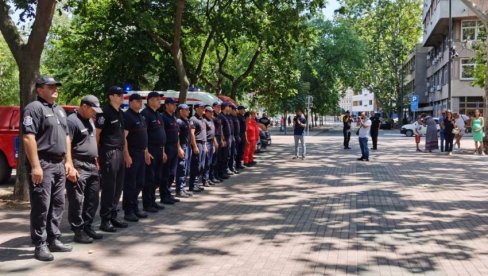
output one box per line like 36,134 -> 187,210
358,118 -> 372,138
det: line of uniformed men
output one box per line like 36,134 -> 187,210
23,77 -> 255,262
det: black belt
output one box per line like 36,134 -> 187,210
207,139 -> 214,142
73,155 -> 97,162
148,144 -> 164,148
196,140 -> 205,144
38,153 -> 64,162
101,146 -> 123,151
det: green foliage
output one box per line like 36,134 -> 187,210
472,41 -> 487,89
341,0 -> 422,116
0,34 -> 19,105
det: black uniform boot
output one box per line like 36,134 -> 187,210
74,230 -> 93,244
34,242 -> 54,262
84,226 -> 104,240
48,239 -> 73,252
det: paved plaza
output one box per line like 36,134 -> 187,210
1,129 -> 488,275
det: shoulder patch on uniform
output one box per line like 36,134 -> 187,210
23,116 -> 33,126
97,116 -> 105,125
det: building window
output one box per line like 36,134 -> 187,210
461,20 -> 487,41
369,100 -> 373,105
353,101 -> 358,107
460,58 -> 476,80
359,101 -> 362,106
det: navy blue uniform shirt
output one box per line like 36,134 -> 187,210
96,104 -> 125,149
225,114 -> 234,136
162,111 -> 179,144
238,114 -> 246,138
142,107 -> 166,147
213,112 -> 223,137
232,115 -> 240,137
177,118 -> 191,147
219,113 -> 231,138
124,108 -> 148,150
22,97 -> 68,157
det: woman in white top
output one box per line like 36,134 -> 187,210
453,113 -> 465,150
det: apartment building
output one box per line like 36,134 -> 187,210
339,88 -> 353,112
351,88 -> 375,114
422,0 -> 485,117
402,45 -> 430,115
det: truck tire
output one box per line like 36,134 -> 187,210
0,153 -> 13,184
405,130 -> 414,137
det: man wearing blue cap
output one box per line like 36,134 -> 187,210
175,104 -> 193,197
160,98 -> 181,204
96,86 -> 128,232
189,103 -> 207,192
203,106 -> 218,186
122,93 -> 149,222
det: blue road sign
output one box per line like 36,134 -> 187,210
410,95 -> 418,112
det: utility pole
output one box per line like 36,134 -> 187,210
306,95 -> 313,136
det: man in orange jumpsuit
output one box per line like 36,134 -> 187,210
243,111 -> 259,166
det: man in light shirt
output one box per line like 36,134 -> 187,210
357,112 -> 372,161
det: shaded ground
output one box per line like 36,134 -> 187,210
0,129 -> 487,275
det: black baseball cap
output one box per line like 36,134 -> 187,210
129,93 -> 143,101
36,76 -> 61,87
194,102 -> 205,109
80,95 -> 103,113
147,91 -> 162,101
237,105 -> 246,110
108,86 -> 123,95
212,102 -> 221,107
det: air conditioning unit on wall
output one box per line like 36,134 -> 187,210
436,85 -> 442,91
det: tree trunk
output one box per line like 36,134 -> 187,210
174,47 -> 190,103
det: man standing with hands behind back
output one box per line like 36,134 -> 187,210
357,112 -> 372,161
22,76 -> 75,261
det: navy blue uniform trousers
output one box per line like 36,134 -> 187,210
123,149 -> 145,213
161,144 -> 178,200
143,145 -> 163,208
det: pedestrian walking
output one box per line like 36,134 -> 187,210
175,104 -> 193,197
471,109 -> 485,155
439,110 -> 446,152
141,92 -> 167,213
22,76 -> 74,261
422,113 -> 439,153
441,110 -> 455,155
342,111 -> 353,149
293,108 -> 307,159
453,113 -> 465,151
66,95 -> 104,244
356,112 -> 372,161
96,86 -> 128,232
122,93 -> 150,222
414,116 -> 423,152
370,113 -> 380,150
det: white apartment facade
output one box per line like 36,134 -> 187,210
351,88 -> 375,114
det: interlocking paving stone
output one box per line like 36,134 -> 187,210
0,130 -> 487,275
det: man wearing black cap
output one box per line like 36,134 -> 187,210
141,92 -> 167,212
160,98 -> 181,204
175,104 -> 193,197
96,86 -> 128,232
211,102 -> 224,183
218,102 -> 232,179
122,93 -> 149,222
236,106 -> 247,170
225,104 -> 236,175
22,76 -> 75,261
66,95 -> 104,244
189,103 -> 207,192
202,106 -> 217,186
229,105 -> 240,174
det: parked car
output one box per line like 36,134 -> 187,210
400,118 -> 439,137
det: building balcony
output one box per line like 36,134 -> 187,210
423,0 -> 469,46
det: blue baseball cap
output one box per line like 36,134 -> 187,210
165,97 -> 176,104
178,103 -> 189,110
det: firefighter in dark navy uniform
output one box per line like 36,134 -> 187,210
211,102 -> 224,183
66,95 -> 104,245
96,86 -> 128,232
236,106 -> 247,170
175,104 -> 193,197
160,98 -> 182,204
229,105 -> 241,174
141,92 -> 167,212
22,76 -> 75,261
189,103 -> 207,192
122,93 -> 150,222
218,102 -> 231,179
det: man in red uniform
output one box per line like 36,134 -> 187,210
243,111 -> 259,166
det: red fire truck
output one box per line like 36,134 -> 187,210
0,105 -> 78,184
